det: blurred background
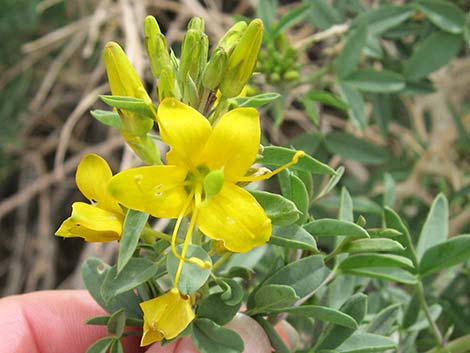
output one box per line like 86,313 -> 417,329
0,0 -> 469,298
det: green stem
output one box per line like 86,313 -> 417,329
141,227 -> 182,244
416,281 -> 444,347
212,252 -> 233,272
425,334 -> 470,353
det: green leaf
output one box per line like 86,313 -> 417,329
91,110 -> 123,129
383,173 -> 396,207
343,69 -> 405,93
336,332 -> 397,353
407,304 -> 442,332
344,267 -> 417,284
167,244 -> 212,294
304,219 -> 369,238
339,187 -> 354,223
315,293 -> 367,350
324,132 -> 389,164
272,4 -> 309,36
86,337 -> 115,353
342,238 -> 404,253
416,193 -> 448,260
402,290 -> 420,328
100,95 -> 153,117
305,90 -> 348,110
383,207 -> 418,267
404,31 -> 462,81
314,166 -> 345,201
417,0 -> 465,34
254,284 -> 299,312
118,210 -> 149,273
251,190 -> 300,226
197,281 -> 243,325
419,234 -> 470,277
367,304 -> 400,336
267,305 -> 358,329
109,340 -> 124,353
233,92 -> 280,108
353,5 -> 415,35
336,82 -> 367,129
307,0 -> 342,30
270,224 -> 318,251
339,254 -> 414,271
290,173 -> 309,224
86,316 -> 143,327
261,255 -> 326,298
218,278 -> 244,306
101,258 -> 158,302
371,94 -> 392,136
192,318 -> 244,353
367,228 -> 402,238
335,25 -> 368,78
220,266 -> 253,280
254,317 -> 290,353
81,258 -> 142,318
260,146 -> 336,175
107,309 -> 126,337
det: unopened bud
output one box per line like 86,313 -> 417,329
102,41 -> 161,165
219,19 -> 263,98
179,29 -> 208,83
103,41 -> 150,101
187,17 -> 205,32
144,15 -> 175,85
217,21 -> 248,54
203,47 -> 227,90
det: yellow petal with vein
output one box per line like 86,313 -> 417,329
140,288 -> 195,346
157,98 -> 211,168
197,183 -> 271,252
75,154 -> 123,215
108,165 -> 188,219
199,108 -> 260,181
55,203 -> 122,242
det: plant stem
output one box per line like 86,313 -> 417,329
141,227 -> 181,244
212,252 -> 233,272
425,334 -> 470,353
416,281 -> 444,348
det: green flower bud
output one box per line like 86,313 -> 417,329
179,29 -> 208,95
219,19 -> 263,98
203,47 -> 228,90
284,70 -> 300,81
217,21 -> 248,53
103,41 -> 150,101
144,16 -> 174,81
203,169 -> 224,200
102,41 -> 161,165
187,17 -> 205,32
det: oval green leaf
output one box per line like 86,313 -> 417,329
304,219 -> 369,238
167,244 -> 212,294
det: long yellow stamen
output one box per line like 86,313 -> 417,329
237,150 -> 305,182
170,190 -> 194,263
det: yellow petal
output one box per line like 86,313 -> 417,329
140,288 -> 195,346
108,165 -> 188,218
199,108 -> 260,182
197,182 -> 271,252
75,154 -> 123,215
157,98 -> 211,168
55,203 -> 122,242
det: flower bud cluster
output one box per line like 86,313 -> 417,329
257,33 -> 300,84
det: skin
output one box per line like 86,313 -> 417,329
0,290 -> 285,353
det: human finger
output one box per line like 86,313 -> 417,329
0,290 -> 143,353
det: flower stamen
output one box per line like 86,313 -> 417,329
237,150 -> 305,182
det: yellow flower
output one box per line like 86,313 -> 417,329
108,98 -> 302,285
56,154 -> 124,242
140,288 -> 195,346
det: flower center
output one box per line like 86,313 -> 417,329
185,165 -> 224,202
